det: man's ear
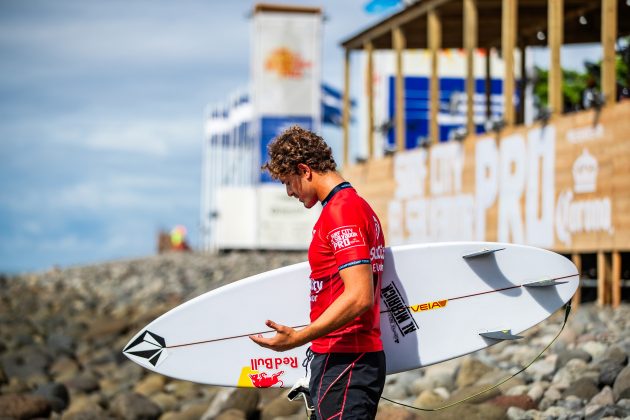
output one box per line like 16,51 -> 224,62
297,163 -> 312,179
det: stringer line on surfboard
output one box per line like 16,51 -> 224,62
158,272 -> 578,350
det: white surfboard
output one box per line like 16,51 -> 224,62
123,242 -> 578,388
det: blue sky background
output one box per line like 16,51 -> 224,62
0,0 -> 386,273
0,1 -> 602,274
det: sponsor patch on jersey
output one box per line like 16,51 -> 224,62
327,225 -> 365,252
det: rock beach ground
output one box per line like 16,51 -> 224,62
1,251 -> 629,419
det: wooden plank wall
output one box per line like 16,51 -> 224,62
343,102 -> 630,305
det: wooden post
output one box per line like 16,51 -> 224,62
601,0 -> 617,106
485,49 -> 492,121
428,9 -> 442,144
597,251 -> 612,306
365,41 -> 375,159
571,253 -> 582,308
464,0 -> 478,136
502,0 -> 517,126
548,0 -> 563,116
393,27 -> 406,152
518,44 -> 527,124
343,49 -> 351,167
612,251 -> 621,308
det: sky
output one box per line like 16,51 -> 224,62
0,0 -> 388,273
0,1 -> 604,274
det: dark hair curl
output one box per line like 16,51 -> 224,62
262,125 -> 337,179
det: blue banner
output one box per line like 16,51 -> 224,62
259,116 -> 314,183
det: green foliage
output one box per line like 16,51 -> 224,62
532,38 -> 629,112
533,67 -> 588,110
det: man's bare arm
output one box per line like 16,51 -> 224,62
249,263 -> 374,352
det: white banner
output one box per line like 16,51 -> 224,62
257,185 -> 320,249
252,11 -> 321,119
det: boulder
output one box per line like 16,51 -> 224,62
134,374 -> 166,397
590,385 -> 615,406
110,392 -> 162,420
447,384 -> 501,405
455,358 -> 494,388
260,393 -> 302,420
215,408 -> 247,420
613,365 -> 630,401
0,394 -> 52,419
562,377 -> 599,400
32,382 -> 70,412
556,348 -> 591,368
61,395 -> 107,420
489,394 -> 536,410
375,405 -> 420,420
412,389 -> 444,409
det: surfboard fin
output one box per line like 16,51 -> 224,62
479,329 -> 523,340
523,279 -> 568,288
462,247 -> 505,259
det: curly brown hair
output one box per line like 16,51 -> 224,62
261,125 -> 337,179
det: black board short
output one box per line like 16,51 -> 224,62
308,351 -> 386,420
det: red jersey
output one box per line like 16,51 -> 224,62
308,182 -> 385,353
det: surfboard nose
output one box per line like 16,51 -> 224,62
122,330 -> 169,367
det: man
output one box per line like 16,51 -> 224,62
250,126 -> 386,419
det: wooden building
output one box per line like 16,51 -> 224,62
339,0 -> 630,307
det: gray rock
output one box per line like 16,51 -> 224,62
580,341 -> 608,359
110,392 -> 162,420
552,359 -> 598,388
220,388 -> 260,418
613,365 -> 630,401
598,345 -> 628,365
583,404 -> 630,420
562,377 -> 599,400
527,357 -> 558,381
33,382 -> 70,412
557,395 -> 583,411
46,333 -> 76,356
542,405 -> 572,419
64,372 -> 100,393
506,406 -> 526,420
598,359 -> 626,386
1,347 -> 50,379
527,383 -> 547,404
556,348 -> 592,368
590,385 -> 615,406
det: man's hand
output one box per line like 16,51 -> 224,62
249,320 -> 306,352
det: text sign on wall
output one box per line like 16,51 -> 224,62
350,103 -> 630,252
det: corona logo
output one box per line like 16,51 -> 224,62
572,148 -> 598,193
265,47 -> 311,78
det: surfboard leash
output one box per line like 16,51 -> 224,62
380,303 -> 572,412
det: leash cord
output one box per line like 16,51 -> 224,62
380,303 -> 572,412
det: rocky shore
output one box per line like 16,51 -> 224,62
1,251 -> 629,420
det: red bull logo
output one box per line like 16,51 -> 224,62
251,356 -> 298,371
249,371 -> 285,388
265,47 -> 311,78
